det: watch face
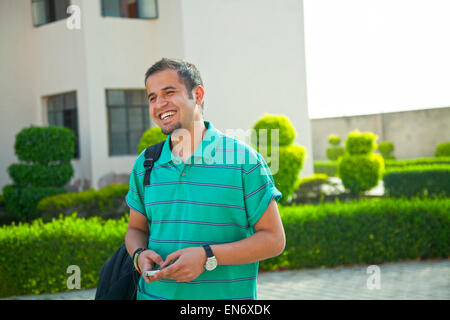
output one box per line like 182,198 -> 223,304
205,257 -> 217,271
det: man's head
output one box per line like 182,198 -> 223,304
145,58 -> 205,136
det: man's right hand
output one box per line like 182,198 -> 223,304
138,249 -> 164,284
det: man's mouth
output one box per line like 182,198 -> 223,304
159,110 -> 177,122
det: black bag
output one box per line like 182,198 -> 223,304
95,140 -> 165,300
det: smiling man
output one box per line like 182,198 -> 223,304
124,58 -> 285,300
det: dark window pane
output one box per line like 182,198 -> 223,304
128,107 -> 144,131
109,107 -> 128,132
127,90 -> 146,105
129,131 -> 142,153
107,90 -> 126,106
46,91 -> 79,159
53,0 -> 70,20
137,0 -> 158,19
110,132 -> 128,155
102,0 -> 121,17
32,0 -> 50,26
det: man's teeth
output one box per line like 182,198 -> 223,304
161,111 -> 176,120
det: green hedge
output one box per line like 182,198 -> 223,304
37,184 -> 129,221
260,196 -> 450,271
0,213 -> 128,297
2,185 -> 66,220
383,165 -> 450,198
314,157 -> 450,177
8,163 -> 74,187
1,196 -> 449,297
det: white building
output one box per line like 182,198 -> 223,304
0,0 -> 313,191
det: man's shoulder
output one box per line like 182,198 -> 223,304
217,133 -> 263,164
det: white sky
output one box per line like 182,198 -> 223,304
303,0 -> 450,119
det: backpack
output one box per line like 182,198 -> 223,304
95,140 -> 165,300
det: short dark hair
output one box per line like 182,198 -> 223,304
144,58 -> 204,110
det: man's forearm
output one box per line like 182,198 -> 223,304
210,229 -> 285,266
125,227 -> 149,258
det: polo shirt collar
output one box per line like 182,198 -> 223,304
157,120 -> 220,165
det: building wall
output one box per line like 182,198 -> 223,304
0,0 -> 313,192
79,0 -> 185,189
180,0 -> 314,178
311,106 -> 450,160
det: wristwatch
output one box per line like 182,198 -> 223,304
202,245 -> 218,271
133,248 -> 147,273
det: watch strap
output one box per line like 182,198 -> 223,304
202,244 -> 214,258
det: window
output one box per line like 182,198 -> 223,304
101,0 -> 158,19
31,0 -> 71,26
47,91 -> 80,159
106,90 -> 151,156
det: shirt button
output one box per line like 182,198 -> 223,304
181,172 -> 186,177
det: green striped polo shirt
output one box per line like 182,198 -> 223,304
125,120 -> 282,300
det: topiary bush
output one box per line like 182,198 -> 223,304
326,134 -> 345,161
377,141 -> 395,160
337,129 -> 384,197
2,126 -> 75,220
137,126 -> 167,154
435,142 -> 450,157
251,114 -> 306,204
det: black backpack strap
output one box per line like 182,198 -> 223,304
143,140 -> 165,186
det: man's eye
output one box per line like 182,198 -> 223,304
166,91 -> 174,95
149,97 -> 156,102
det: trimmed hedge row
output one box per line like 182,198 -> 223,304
0,213 -> 128,297
314,157 -> 450,177
260,196 -> 450,271
1,197 -> 449,297
383,165 -> 450,198
37,184 -> 129,221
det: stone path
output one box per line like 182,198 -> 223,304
4,259 -> 448,300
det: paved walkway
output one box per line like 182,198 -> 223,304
4,259 -> 448,300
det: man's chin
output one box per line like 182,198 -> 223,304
160,122 -> 182,136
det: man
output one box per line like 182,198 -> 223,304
125,58 -> 285,300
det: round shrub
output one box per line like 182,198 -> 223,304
328,134 -> 341,147
345,129 -> 378,155
252,114 -> 296,148
435,142 -> 450,157
8,163 -> 73,187
138,126 -> 167,154
326,147 -> 345,161
14,126 -> 75,165
378,141 -> 395,160
337,153 -> 385,196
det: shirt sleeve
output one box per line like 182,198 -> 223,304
125,155 -> 146,216
242,151 -> 282,227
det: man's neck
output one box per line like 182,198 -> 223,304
170,120 -> 207,162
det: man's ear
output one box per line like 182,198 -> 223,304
193,85 -> 205,106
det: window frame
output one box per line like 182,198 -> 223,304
106,89 -> 151,156
100,0 -> 159,20
31,0 -> 71,27
46,91 -> 80,159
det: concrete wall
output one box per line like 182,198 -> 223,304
311,106 -> 450,160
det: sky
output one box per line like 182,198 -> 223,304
303,0 -> 450,119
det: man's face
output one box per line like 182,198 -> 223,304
146,69 -> 200,136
